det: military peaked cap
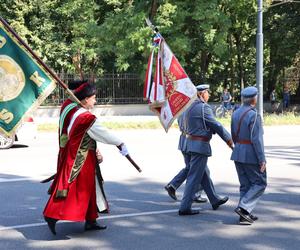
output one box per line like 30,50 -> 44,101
196,84 -> 210,92
241,86 -> 258,98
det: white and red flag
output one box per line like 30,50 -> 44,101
144,33 -> 197,132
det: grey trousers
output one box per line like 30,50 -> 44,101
180,152 -> 220,211
235,161 -> 267,213
169,167 -> 208,194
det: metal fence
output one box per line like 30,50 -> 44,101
43,73 -> 300,106
43,73 -> 146,105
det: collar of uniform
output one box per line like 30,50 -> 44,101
242,104 -> 256,110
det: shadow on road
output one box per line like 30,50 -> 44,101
265,145 -> 300,162
0,171 -> 299,249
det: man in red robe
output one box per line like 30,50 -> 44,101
43,82 -> 128,235
46,80 -> 83,196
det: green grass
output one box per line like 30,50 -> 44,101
37,112 -> 300,132
263,112 -> 300,125
100,121 -> 169,129
37,120 -> 174,132
37,123 -> 59,132
216,112 -> 300,126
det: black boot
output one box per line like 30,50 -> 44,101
84,220 -> 107,231
164,184 -> 177,200
44,216 -> 58,235
234,207 -> 253,223
211,196 -> 229,210
239,216 -> 253,225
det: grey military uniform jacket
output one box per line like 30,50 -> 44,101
181,99 -> 231,156
230,104 -> 266,165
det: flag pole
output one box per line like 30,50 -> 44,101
0,16 -> 81,105
0,16 -> 142,174
145,18 -> 159,34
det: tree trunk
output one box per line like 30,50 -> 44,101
266,45 -> 279,99
149,0 -> 158,20
228,34 -> 235,94
234,33 -> 244,91
200,51 -> 211,81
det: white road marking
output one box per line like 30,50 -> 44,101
0,176 -> 51,183
109,198 -> 179,206
0,178 -> 33,183
0,209 -> 185,231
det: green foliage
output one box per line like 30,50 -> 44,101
0,0 -> 300,98
264,2 -> 300,97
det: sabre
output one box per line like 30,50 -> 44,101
40,174 -> 56,183
117,145 -> 142,173
41,145 -> 141,183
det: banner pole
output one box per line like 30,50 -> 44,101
145,18 -> 159,34
0,17 -> 142,173
0,16 -> 81,105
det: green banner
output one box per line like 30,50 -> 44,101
0,21 -> 56,136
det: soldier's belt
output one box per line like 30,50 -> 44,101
237,140 -> 252,144
186,134 -> 210,142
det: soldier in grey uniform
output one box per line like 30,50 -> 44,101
164,113 -> 212,203
178,84 -> 233,215
231,86 -> 267,225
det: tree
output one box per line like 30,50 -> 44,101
264,2 -> 300,98
1,0 -> 299,103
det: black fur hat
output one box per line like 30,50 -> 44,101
68,79 -> 88,90
74,83 -> 96,100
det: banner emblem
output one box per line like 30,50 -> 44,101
0,55 -> 25,101
0,19 -> 56,136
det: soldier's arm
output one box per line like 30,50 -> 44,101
250,113 -> 266,164
203,105 -> 232,145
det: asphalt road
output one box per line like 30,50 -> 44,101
0,125 -> 299,250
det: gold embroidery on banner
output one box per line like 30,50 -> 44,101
0,24 -> 56,137
0,36 -> 6,48
164,70 -> 178,99
0,108 -> 13,124
30,71 -> 45,87
0,55 -> 25,101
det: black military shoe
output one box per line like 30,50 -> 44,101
211,196 -> 229,210
44,216 -> 58,235
193,197 -> 208,203
239,216 -> 253,225
84,220 -> 107,231
234,207 -> 253,223
249,214 -> 258,221
178,209 -> 200,216
164,185 -> 177,200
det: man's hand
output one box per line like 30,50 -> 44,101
119,143 -> 129,156
227,139 -> 234,150
260,162 -> 266,173
96,149 -> 103,164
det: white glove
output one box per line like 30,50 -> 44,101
119,143 -> 129,156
